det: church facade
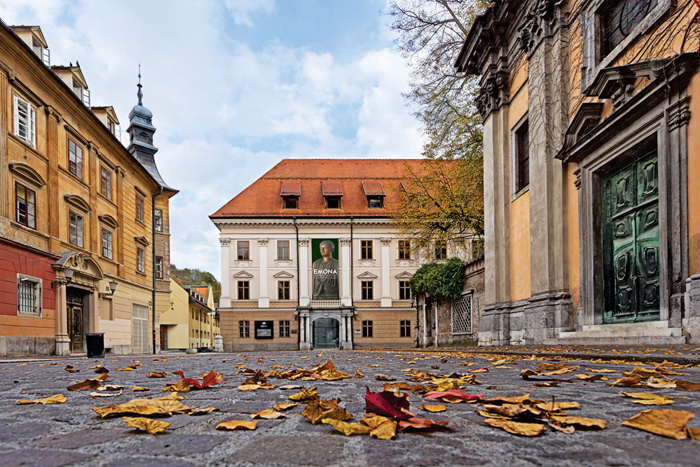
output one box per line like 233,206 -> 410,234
211,159 -> 477,351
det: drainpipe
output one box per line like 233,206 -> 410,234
151,187 -> 162,354
349,217 -> 354,346
293,217 -> 300,349
434,300 -> 439,348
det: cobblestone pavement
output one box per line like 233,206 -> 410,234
0,349 -> 699,466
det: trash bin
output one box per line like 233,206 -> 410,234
86,333 -> 105,358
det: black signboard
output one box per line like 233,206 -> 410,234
254,321 -> 274,339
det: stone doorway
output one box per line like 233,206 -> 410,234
313,317 -> 339,349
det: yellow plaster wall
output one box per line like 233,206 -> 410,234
688,73 -> 700,275
509,192 -> 531,301
566,163 -> 581,310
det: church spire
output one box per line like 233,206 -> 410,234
137,64 -> 143,105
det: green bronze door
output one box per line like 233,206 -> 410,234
603,151 -> 660,323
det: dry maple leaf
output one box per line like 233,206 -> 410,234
173,369 -> 226,389
163,381 -> 191,392
365,388 -> 415,420
16,394 -> 66,405
90,390 -> 122,398
674,380 -> 700,391
289,387 -> 319,402
273,402 -> 298,411
302,400 -> 352,424
424,390 -> 482,403
419,404 -> 447,413
92,393 -> 191,418
132,386 -> 150,392
237,384 -> 263,391
606,376 -> 643,387
322,418 -> 372,436
362,414 -> 397,440
485,418 -> 546,436
216,420 -> 257,431
482,394 -> 530,404
68,373 -> 110,391
189,407 -> 219,415
548,415 -> 606,430
354,368 -> 365,378
398,417 -> 451,431
123,416 -> 170,434
620,391 -> 675,405
375,375 -> 396,381
622,408 -> 695,440
250,409 -> 288,420
147,372 -> 167,378
64,365 -> 79,373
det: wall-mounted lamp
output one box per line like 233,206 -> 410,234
52,268 -> 74,288
99,280 -> 118,298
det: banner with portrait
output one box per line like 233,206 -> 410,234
312,238 -> 339,300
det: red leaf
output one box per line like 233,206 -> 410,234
173,369 -> 225,390
424,390 -> 482,402
365,387 -> 415,420
398,417 -> 451,431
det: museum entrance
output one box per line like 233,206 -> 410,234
313,318 -> 339,349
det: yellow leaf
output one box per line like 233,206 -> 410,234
476,410 -> 513,420
216,420 -> 257,431
362,414 -> 397,440
482,394 -> 530,404
116,367 -> 136,371
322,418 -> 372,436
354,368 -> 365,378
237,384 -> 263,391
250,409 -> 287,420
485,418 -> 546,437
16,394 -> 66,405
273,402 -> 298,411
622,409 -> 695,440
190,407 -> 219,415
289,387 -> 318,402
419,404 -> 446,413
163,381 -> 191,392
123,416 -> 170,434
621,392 -> 674,405
132,386 -> 150,392
535,401 -> 580,412
92,393 -> 191,418
90,390 -> 122,397
147,372 -> 167,378
587,368 -> 616,373
549,415 -> 606,430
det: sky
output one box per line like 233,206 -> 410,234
0,0 -> 425,279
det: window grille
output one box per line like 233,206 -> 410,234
17,275 -> 41,316
452,294 -> 473,334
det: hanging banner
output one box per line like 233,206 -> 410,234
311,238 -> 339,300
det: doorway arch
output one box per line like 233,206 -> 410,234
312,317 -> 340,349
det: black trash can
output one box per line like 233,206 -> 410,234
86,333 -> 105,358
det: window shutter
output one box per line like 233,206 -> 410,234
13,96 -> 19,137
30,106 -> 36,147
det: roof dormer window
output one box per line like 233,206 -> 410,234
322,181 -> 343,209
32,38 -> 49,66
280,180 -> 301,210
72,79 -> 90,106
361,181 -> 386,209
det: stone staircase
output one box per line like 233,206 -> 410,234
543,320 -> 686,345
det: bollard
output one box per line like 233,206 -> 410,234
214,335 -> 224,353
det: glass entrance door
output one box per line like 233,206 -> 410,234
603,150 -> 660,323
313,318 -> 339,349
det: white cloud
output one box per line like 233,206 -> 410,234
0,0 -> 426,279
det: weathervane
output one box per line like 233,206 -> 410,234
137,64 -> 143,105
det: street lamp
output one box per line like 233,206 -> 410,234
99,280 -> 118,298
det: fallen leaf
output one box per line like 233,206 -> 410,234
68,374 -> 110,391
250,409 -> 288,420
606,376 -> 643,387
190,407 -> 219,415
398,417 -> 450,431
302,400 -> 352,424
289,387 -> 319,402
549,415 -> 606,430
362,414 -> 397,440
620,392 -> 674,405
424,390 -> 482,403
174,369 -> 226,389
674,380 -> 700,391
485,418 -> 546,436
419,404 -> 446,413
92,393 -> 191,418
534,401 -> 580,412
237,384 -> 263,391
375,375 -> 396,381
354,368 -> 365,378
468,368 -> 489,373
216,420 -> 257,431
482,394 -> 530,404
90,390 -> 122,398
322,418 -> 372,436
123,416 -> 170,434
64,365 -> 79,373
536,362 -> 568,371
163,381 -> 191,392
575,374 -> 607,381
273,402 -> 298,411
16,394 -> 66,405
147,372 -> 168,378
587,368 -> 616,373
365,387 -> 414,420
277,384 -> 303,391
132,386 -> 150,392
622,409 -> 695,439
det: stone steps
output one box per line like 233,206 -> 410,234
543,320 -> 687,345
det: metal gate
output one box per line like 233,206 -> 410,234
603,150 -> 660,323
132,304 -> 149,353
312,318 -> 339,349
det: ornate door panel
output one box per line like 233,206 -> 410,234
603,152 -> 660,323
68,305 -> 83,352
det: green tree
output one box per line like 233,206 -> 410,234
169,264 -> 221,305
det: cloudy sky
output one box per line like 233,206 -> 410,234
0,0 -> 425,279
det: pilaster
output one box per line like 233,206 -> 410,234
299,238 -> 310,306
54,277 -> 70,356
115,166 -> 125,277
380,237 -> 392,307
0,70 -> 8,218
340,237 -> 351,306
219,238 -> 231,307
258,238 -> 269,308
45,106 -> 62,253
87,142 -> 99,253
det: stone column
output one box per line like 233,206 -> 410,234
258,238 -> 269,308
299,238 -> 310,306
54,277 -> 70,356
299,310 -> 311,350
45,106 -> 62,254
380,238 -> 392,307
115,167 -> 125,277
340,238 -> 351,306
0,70 -> 8,219
219,238 -> 231,307
88,288 -> 98,333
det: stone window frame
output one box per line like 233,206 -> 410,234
399,280 -> 411,300
100,166 -> 112,200
15,182 -> 36,229
277,280 -> 291,300
68,209 -> 84,248
360,240 -> 373,260
511,114 -> 530,200
101,228 -> 113,260
398,240 -> 411,260
237,240 -> 250,261
277,240 -> 290,260
361,280 -> 374,301
580,0 -> 672,90
238,320 -> 250,338
237,280 -> 250,300
67,138 -> 84,180
136,247 -> 145,274
17,273 -> 42,317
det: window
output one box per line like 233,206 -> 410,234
279,320 -> 290,338
135,193 -> 145,223
154,209 -> 163,232
452,293 -> 473,334
283,196 -> 299,209
101,229 -> 113,259
100,167 -> 112,200
367,196 -> 383,209
362,320 -> 373,338
600,0 -> 658,57
17,274 -> 41,316
399,280 -> 411,300
277,240 -> 290,260
238,281 -> 250,300
155,256 -> 163,279
72,79 -> 90,106
435,240 -> 447,260
361,281 -> 374,300
398,240 -> 411,260
360,240 -> 373,260
136,247 -> 145,273
278,280 -> 290,300
325,196 -> 341,209
15,183 -> 36,229
239,320 -> 250,338
69,211 -> 84,248
514,120 -> 529,193
237,241 -> 250,260
472,238 -> 485,258
14,95 -> 36,147
68,139 -> 83,179
400,320 -> 411,337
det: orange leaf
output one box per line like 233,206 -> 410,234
123,416 -> 170,434
16,394 -> 66,405
250,409 -> 287,420
163,381 -> 191,392
485,418 -> 546,436
398,417 -> 450,431
622,409 -> 694,439
147,372 -> 167,378
216,420 -> 257,431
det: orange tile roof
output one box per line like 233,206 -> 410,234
211,159 -> 426,219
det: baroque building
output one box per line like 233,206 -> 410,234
456,0 -> 700,344
0,23 -> 176,356
211,159 -> 476,351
